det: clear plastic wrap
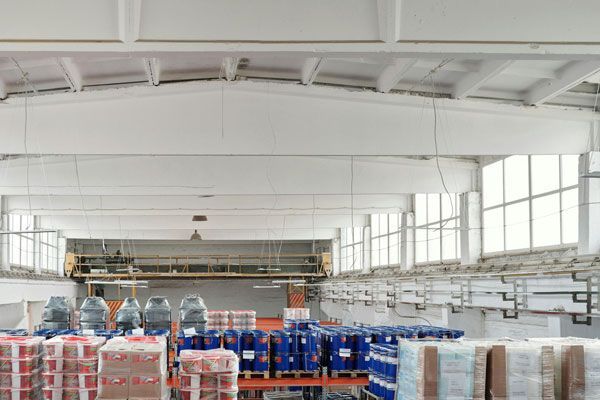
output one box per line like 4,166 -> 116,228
115,297 -> 143,331
486,342 -> 555,400
179,295 -> 209,331
179,349 -> 239,400
144,297 -> 172,330
283,308 -> 310,320
396,340 -> 487,400
79,297 -> 109,330
41,296 -> 71,330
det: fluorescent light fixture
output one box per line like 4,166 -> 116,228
272,279 -> 306,284
257,267 -> 282,272
253,285 -> 281,289
86,280 -> 148,286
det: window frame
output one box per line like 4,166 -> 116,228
414,193 -> 461,265
482,155 -> 578,256
370,213 -> 402,269
339,226 -> 364,273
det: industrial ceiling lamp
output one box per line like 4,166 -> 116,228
190,229 -> 202,240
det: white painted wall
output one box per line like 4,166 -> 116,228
0,278 -> 82,329
101,279 -> 287,319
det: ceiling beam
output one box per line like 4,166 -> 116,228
117,0 -> 141,43
525,61 -> 600,105
0,81 -> 592,156
143,58 -> 160,86
301,58 -> 324,85
56,57 -> 83,92
376,58 -> 417,93
221,57 -> 239,82
0,77 -> 6,100
452,60 -> 513,99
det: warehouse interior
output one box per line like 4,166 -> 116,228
0,1 -> 600,399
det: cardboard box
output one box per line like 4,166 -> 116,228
129,374 -> 167,398
486,343 -> 554,400
98,374 -> 128,399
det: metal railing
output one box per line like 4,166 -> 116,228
66,252 -> 326,279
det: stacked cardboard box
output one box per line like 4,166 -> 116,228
98,336 -> 168,400
230,310 -> 256,330
486,342 -> 555,400
396,340 -> 487,400
41,335 -> 106,400
0,336 -> 45,400
527,337 -> 600,400
178,349 -> 239,400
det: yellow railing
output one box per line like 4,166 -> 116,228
65,252 -> 330,279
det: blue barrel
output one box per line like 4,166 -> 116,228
288,330 -> 300,353
368,375 -> 374,394
356,330 -> 372,353
375,329 -> 393,344
177,332 -> 194,351
385,351 -> 397,381
297,320 -> 308,330
201,330 -> 221,350
253,330 -> 269,352
373,376 -> 382,397
253,351 -> 269,372
242,330 -> 254,350
328,331 -> 347,351
224,330 -> 242,353
329,352 -> 345,371
301,353 -> 318,371
299,331 -> 317,353
357,353 -> 369,371
273,352 -> 290,371
384,379 -> 395,400
345,353 -> 356,370
307,320 -> 320,329
290,351 -> 300,370
284,319 -> 297,330
271,330 -> 290,353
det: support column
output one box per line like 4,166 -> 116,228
460,192 -> 482,265
400,212 -> 414,270
0,197 -> 9,270
332,229 -> 341,276
578,152 -> 600,254
362,225 -> 371,273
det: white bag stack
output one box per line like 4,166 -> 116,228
283,308 -> 310,320
0,336 -> 45,400
42,335 -> 107,400
230,311 -> 256,330
207,311 -> 230,331
178,349 -> 239,400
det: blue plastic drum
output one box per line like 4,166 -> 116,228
271,330 -> 291,353
202,330 -> 221,350
224,330 -> 242,353
273,352 -> 290,371
289,352 -> 300,370
253,351 -> 269,372
301,353 -> 318,371
242,331 -> 254,351
299,331 -> 317,353
253,330 -> 269,352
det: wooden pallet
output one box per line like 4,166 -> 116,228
330,370 -> 369,378
273,370 -> 320,379
239,371 -> 270,379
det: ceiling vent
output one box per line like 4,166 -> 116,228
192,215 -> 208,221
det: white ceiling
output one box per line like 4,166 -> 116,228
0,0 -> 599,241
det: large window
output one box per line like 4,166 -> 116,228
39,231 -> 58,274
371,213 -> 401,267
482,155 -> 578,254
8,214 -> 59,274
414,193 -> 461,264
340,227 -> 363,272
8,214 -> 35,269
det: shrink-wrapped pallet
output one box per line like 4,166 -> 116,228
396,340 -> 487,400
486,342 -> 555,400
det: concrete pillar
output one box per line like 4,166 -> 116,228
460,192 -> 482,265
0,197 -> 9,270
332,229 -> 341,275
400,212 -> 414,270
578,152 -> 600,255
362,225 -> 371,273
